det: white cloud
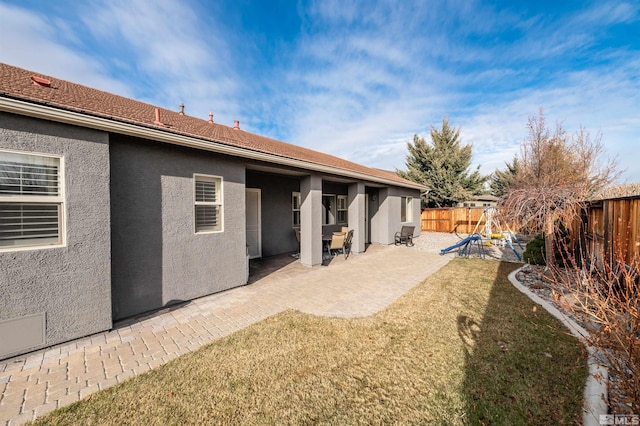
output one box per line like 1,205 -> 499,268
78,0 -> 242,125
460,58 -> 640,181
1,0 -> 638,183
82,0 -> 214,75
0,2 -> 131,95
574,1 -> 640,26
273,0 -> 640,183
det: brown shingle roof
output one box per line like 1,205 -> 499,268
0,63 -> 421,189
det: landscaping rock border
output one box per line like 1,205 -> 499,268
509,267 -> 609,426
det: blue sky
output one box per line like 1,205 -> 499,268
1,0 -> 639,182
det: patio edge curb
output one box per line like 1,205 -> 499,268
507,267 -> 608,426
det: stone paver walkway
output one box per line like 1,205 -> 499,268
0,244 -> 451,425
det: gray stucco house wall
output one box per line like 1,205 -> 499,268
110,137 -> 247,320
389,185 -> 422,240
368,187 -> 421,245
0,113 -> 112,359
0,62 -> 429,359
0,113 -> 423,359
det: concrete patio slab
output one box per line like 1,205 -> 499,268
0,243 -> 451,425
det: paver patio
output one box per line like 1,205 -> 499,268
0,244 -> 451,425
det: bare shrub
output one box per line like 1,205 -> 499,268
550,236 -> 639,413
501,109 -> 619,267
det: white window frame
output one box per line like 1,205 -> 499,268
401,196 -> 413,223
336,195 -> 348,225
194,174 -> 223,234
292,191 -> 301,227
0,149 -> 65,251
322,194 -> 336,226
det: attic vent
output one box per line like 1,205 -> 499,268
233,120 -> 240,130
30,76 -> 51,87
208,112 -> 214,123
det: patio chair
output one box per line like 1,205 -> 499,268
327,232 -> 346,257
394,225 -> 415,246
294,228 -> 301,257
343,229 -> 354,259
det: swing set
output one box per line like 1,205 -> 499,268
440,207 -> 523,260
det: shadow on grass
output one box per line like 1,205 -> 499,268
459,261 -> 587,425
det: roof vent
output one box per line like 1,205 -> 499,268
30,76 -> 51,87
233,120 -> 240,130
208,112 -> 214,123
154,107 -> 163,125
179,103 -> 184,115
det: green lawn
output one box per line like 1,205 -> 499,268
33,259 -> 587,425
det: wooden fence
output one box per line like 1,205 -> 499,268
420,207 -> 488,234
579,197 -> 640,265
421,198 -> 640,265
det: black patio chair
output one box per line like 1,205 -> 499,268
394,225 -> 415,246
343,229 -> 354,259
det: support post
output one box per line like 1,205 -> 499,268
300,174 -> 323,266
348,182 -> 366,253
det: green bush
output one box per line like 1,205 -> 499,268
523,233 -> 546,265
523,229 -> 571,266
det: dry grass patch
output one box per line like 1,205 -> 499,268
33,259 -> 587,425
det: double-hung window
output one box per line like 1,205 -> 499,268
194,174 -> 223,233
337,195 -> 348,224
0,150 -> 64,249
292,192 -> 301,227
401,196 -> 413,223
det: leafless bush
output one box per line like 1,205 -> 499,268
550,237 -> 639,413
500,109 -> 619,267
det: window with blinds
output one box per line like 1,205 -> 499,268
194,175 -> 223,233
0,151 -> 63,249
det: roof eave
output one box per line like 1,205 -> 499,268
0,96 -> 425,191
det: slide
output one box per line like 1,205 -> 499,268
440,234 -> 482,255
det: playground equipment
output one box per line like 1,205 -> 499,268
440,233 -> 485,257
440,207 -> 523,260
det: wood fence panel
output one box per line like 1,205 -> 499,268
581,198 -> 640,265
420,207 -> 487,234
609,198 -> 640,261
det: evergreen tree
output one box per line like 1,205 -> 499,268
490,157 -> 519,197
398,118 -> 487,207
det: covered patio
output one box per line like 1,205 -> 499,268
245,164 -> 422,269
